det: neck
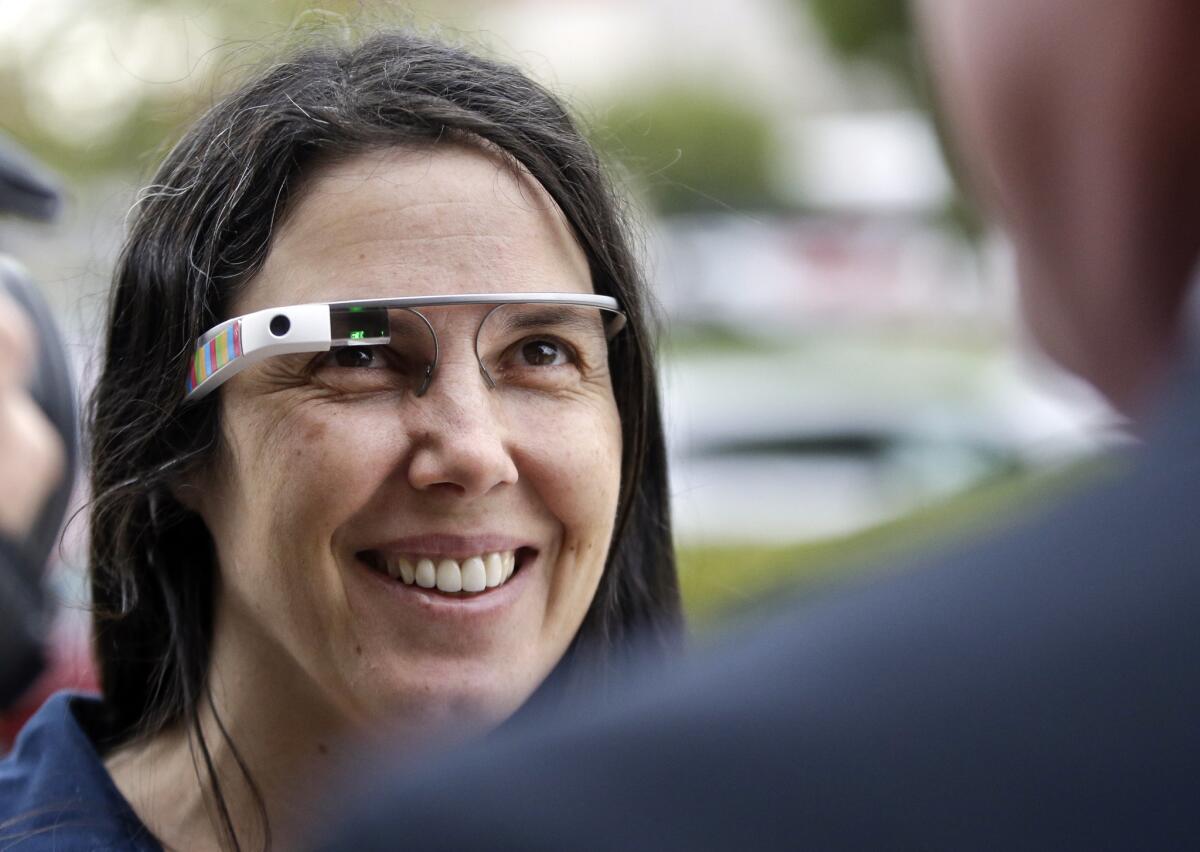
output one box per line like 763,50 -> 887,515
104,616 -> 364,851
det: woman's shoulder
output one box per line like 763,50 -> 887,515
0,691 -> 161,850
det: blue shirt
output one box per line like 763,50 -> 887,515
0,692 -> 160,850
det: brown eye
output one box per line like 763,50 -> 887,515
521,340 -> 566,367
334,347 -> 376,368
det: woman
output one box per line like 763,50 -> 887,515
0,31 -> 679,851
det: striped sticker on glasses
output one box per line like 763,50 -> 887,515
186,320 -> 242,395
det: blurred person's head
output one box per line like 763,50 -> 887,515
87,30 -> 679,849
917,0 -> 1200,413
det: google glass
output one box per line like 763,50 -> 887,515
184,292 -> 626,402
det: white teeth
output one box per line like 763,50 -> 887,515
461,557 -> 486,593
436,559 -> 462,593
484,552 -> 503,588
415,558 -> 436,589
375,550 -> 519,593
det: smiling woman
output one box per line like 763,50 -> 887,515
0,31 -> 679,852
186,145 -> 630,734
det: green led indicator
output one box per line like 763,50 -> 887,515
349,330 -> 366,340
348,306 -> 365,313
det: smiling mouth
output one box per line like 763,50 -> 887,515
357,548 -> 533,595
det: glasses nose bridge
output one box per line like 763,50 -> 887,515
410,305 -> 499,398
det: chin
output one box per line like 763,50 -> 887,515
356,661 -> 532,742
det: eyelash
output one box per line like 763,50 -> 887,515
505,337 -> 578,369
313,336 -> 582,370
314,346 -> 392,371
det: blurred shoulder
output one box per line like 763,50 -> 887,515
318,433 -> 1200,851
0,691 -> 159,851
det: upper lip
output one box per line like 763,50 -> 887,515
358,533 -> 534,560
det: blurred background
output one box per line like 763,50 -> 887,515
1,0 -> 1124,740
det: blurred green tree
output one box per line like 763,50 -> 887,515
805,0 -> 918,95
591,88 -> 780,217
803,0 -> 982,237
0,0 -> 430,181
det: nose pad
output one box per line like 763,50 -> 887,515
403,308 -> 439,397
477,360 -> 496,390
415,362 -> 435,396
472,304 -> 505,391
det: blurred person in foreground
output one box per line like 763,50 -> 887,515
0,31 -> 680,852
318,1 -> 1200,849
0,136 -> 73,713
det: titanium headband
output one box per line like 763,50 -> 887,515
184,292 -> 626,402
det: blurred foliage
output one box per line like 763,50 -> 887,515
804,0 -> 918,97
0,0 -> 442,182
6,1 -> 783,219
678,455 -> 1111,633
662,322 -> 794,357
801,0 -> 983,239
1,0 -> 980,225
0,70 -> 188,180
590,89 -> 780,216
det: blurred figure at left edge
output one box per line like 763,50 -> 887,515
0,132 -> 74,717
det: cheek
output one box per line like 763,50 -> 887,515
207,399 -> 399,609
514,395 -> 623,626
236,395 -> 401,503
519,395 -> 622,531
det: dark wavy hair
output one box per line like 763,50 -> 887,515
87,30 -> 680,851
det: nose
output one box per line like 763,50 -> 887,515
403,354 -> 519,498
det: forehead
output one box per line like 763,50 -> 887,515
236,144 -> 593,314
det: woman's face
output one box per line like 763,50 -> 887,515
195,146 -> 622,738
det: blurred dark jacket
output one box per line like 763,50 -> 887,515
318,350 -> 1200,851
